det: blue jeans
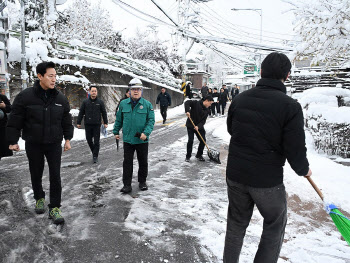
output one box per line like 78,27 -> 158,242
224,179 -> 287,263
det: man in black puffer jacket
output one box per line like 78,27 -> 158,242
7,62 -> 73,224
224,52 -> 312,263
77,86 -> 108,163
156,87 -> 171,124
184,96 -> 213,162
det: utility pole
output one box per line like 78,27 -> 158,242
150,0 -> 195,82
0,0 -> 9,98
231,8 -> 262,74
20,0 -> 27,89
178,0 -> 191,82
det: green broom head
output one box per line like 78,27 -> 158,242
326,203 -> 350,246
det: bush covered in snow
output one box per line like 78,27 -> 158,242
295,87 -> 350,157
288,0 -> 350,65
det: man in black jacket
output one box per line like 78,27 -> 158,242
77,86 -> 108,163
211,88 -> 220,116
184,96 -> 213,162
156,87 -> 171,124
224,52 -> 312,262
201,82 -> 209,99
0,92 -> 12,160
219,87 -> 228,116
231,84 -> 239,99
7,62 -> 73,224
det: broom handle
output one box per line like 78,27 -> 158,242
306,177 -> 324,201
188,116 -> 211,152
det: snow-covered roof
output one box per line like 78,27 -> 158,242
8,34 -> 183,93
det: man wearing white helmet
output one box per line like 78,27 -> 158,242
113,78 -> 155,193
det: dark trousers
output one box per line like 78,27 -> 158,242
224,179 -> 287,263
85,124 -> 100,158
211,102 -> 219,115
25,142 -> 62,208
220,102 -> 226,115
186,128 -> 206,159
160,106 -> 168,121
123,142 -> 149,186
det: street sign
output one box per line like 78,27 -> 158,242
244,64 -> 257,75
0,1 -> 7,13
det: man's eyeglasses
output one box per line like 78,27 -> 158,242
130,88 -> 142,91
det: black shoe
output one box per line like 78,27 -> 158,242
196,155 -> 205,162
120,185 -> 132,193
185,157 -> 190,162
93,157 -> 98,163
139,182 -> 148,191
163,120 -> 166,124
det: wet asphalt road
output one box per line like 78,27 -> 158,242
0,114 -> 228,263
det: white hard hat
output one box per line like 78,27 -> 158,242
128,78 -> 143,88
336,83 -> 343,88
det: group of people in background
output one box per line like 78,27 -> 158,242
200,83 -> 240,117
1,52 -> 314,263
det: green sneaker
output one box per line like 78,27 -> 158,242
48,207 -> 65,224
35,198 -> 45,214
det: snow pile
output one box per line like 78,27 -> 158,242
7,37 -> 21,62
8,36 -> 51,67
58,74 -> 90,84
297,87 -> 350,124
294,87 -> 350,158
69,39 -> 85,47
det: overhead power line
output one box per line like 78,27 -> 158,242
112,0 -> 176,28
112,0 -> 293,52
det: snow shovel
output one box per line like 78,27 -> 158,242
188,116 -> 221,164
306,176 -> 350,245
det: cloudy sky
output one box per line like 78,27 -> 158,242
57,0 -> 298,66
58,0 -> 296,42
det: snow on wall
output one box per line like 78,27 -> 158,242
295,87 -> 350,157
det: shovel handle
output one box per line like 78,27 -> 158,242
188,116 -> 210,152
306,176 -> 324,201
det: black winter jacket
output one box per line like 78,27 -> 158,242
156,92 -> 171,107
77,97 -> 108,126
219,92 -> 228,104
0,94 -> 11,127
185,100 -> 210,130
201,86 -> 209,98
7,80 -> 74,144
226,78 -> 309,188
212,92 -> 219,103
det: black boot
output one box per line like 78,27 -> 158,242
196,155 -> 205,162
139,182 -> 148,191
120,185 -> 132,193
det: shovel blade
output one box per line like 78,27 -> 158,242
207,149 -> 221,164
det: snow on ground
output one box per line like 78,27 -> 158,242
113,104 -> 350,262
5,100 -> 350,262
201,112 -> 350,262
154,102 -> 187,122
